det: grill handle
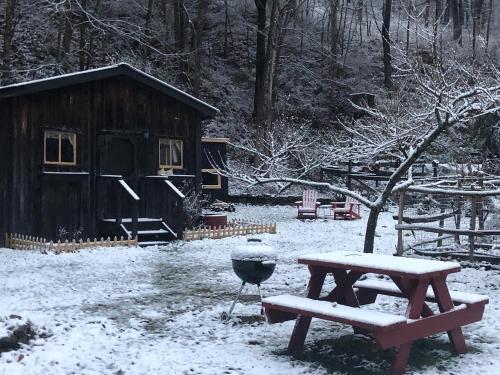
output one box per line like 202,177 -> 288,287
261,260 -> 276,267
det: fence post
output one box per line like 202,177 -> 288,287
469,196 -> 477,261
455,178 -> 463,245
396,190 -> 405,256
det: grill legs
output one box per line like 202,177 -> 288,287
221,281 -> 246,321
220,282 -> 266,322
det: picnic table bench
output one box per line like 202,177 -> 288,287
262,251 -> 488,375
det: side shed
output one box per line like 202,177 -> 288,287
201,138 -> 229,201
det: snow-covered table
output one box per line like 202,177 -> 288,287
262,251 -> 489,375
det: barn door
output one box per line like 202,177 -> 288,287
98,135 -> 137,178
97,135 -> 139,220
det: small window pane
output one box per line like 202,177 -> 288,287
202,170 -> 221,189
159,141 -> 170,166
159,139 -> 182,168
172,141 -> 182,166
45,132 -> 60,163
60,134 -> 75,163
45,131 -> 77,165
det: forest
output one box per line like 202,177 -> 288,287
0,0 -> 498,155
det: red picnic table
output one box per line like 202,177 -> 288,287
262,251 -> 489,375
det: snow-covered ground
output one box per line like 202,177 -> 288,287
0,205 -> 498,374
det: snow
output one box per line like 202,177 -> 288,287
231,244 -> 278,261
165,180 -> 185,199
118,179 -> 140,200
0,204 -> 499,374
299,251 -> 461,276
263,295 -> 407,327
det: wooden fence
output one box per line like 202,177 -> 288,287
5,233 -> 138,254
183,222 -> 277,241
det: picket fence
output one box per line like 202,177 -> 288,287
183,221 -> 277,241
5,233 -> 138,253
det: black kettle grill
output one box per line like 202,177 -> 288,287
220,238 -> 277,321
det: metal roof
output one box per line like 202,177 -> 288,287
0,63 -> 219,119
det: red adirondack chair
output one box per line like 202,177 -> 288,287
332,196 -> 361,220
295,190 -> 320,219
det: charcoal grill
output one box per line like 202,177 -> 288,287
220,238 -> 277,321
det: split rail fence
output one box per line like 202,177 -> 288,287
5,233 -> 138,253
394,176 -> 500,261
183,221 -> 277,241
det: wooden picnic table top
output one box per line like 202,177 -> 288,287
298,251 -> 461,278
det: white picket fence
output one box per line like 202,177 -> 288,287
5,233 -> 138,253
183,221 -> 277,241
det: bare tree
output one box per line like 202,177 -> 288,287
253,0 -> 301,127
219,55 -> 500,254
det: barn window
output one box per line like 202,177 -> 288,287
159,139 -> 183,169
202,169 -> 222,189
44,131 -> 77,165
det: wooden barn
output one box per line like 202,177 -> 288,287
0,63 -> 219,245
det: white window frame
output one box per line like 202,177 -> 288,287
44,130 -> 77,166
159,138 -> 184,170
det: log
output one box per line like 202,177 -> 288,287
395,224 -> 500,237
392,209 -> 460,223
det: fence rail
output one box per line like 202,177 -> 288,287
5,233 -> 138,253
183,221 -> 277,241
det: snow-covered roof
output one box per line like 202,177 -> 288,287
0,63 -> 219,119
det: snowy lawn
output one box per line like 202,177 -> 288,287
0,204 -> 498,374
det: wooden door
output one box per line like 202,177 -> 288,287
98,135 -> 139,219
99,135 -> 137,178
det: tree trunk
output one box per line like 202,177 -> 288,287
436,0 -> 442,20
78,0 -> 88,71
382,0 -> 393,89
60,1 -> 74,71
262,0 -> 280,126
406,0 -> 412,52
363,207 -> 381,253
253,0 -> 268,120
191,0 -> 208,96
330,0 -> 340,71
444,0 -> 451,23
144,0 -> 155,47
2,0 -> 17,83
472,0 -> 484,59
86,0 -> 101,69
173,0 -> 186,51
451,0 -> 462,44
485,0 -> 493,50
425,0 -> 431,26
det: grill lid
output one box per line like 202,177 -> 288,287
231,239 -> 278,261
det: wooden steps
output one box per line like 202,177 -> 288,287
99,217 -> 177,244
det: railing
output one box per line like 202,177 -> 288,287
143,175 -> 189,238
117,179 -> 140,238
98,175 -> 140,239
